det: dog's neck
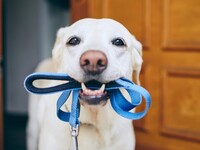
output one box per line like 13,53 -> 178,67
79,101 -> 124,130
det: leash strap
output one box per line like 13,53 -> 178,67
24,73 -> 152,127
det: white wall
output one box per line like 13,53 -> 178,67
4,0 -> 70,114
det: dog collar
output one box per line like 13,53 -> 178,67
24,72 -> 152,128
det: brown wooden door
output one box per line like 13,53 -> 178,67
71,0 -> 200,149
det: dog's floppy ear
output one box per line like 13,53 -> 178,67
52,27 -> 68,67
130,35 -> 143,85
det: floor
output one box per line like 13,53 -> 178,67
4,114 -> 27,150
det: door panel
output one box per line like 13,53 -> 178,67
71,0 -> 200,149
161,69 -> 200,141
163,0 -> 200,49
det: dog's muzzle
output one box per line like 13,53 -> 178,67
79,50 -> 108,106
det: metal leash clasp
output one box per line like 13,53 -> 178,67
69,125 -> 79,150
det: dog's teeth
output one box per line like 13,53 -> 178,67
99,84 -> 105,92
81,83 -> 87,91
81,83 -> 105,95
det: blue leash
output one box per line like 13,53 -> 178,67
24,72 -> 152,128
24,73 -> 151,150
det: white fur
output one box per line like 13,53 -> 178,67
27,18 -> 143,150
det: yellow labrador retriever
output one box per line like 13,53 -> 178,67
27,18 -> 143,150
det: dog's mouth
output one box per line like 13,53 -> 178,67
79,81 -> 109,106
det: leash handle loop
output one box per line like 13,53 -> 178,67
24,73 -> 80,94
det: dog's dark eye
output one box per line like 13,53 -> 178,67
67,36 -> 81,46
112,38 -> 126,47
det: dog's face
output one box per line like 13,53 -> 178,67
52,18 -> 142,106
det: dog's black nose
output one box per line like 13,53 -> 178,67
80,50 -> 107,75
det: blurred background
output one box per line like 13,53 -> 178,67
2,0 -> 70,149
0,0 -> 200,150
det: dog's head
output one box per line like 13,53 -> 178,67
52,18 -> 143,106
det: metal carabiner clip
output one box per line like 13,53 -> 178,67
69,125 -> 79,150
